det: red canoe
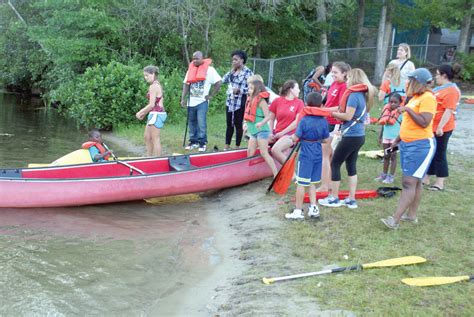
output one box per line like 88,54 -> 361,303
0,150 -> 273,208
295,190 -> 379,203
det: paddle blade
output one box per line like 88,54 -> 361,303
362,256 -> 427,269
262,277 -> 275,285
402,275 -> 470,287
272,154 -> 297,196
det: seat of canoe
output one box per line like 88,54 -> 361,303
168,155 -> 197,172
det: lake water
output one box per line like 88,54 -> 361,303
0,93 -> 217,316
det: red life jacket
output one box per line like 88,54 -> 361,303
186,59 -> 212,84
338,84 -> 368,113
378,104 -> 401,126
81,142 -> 111,160
308,81 -> 322,91
244,91 -> 270,123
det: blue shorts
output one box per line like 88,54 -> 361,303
147,112 -> 167,129
400,138 -> 436,179
295,159 -> 322,186
250,130 -> 271,140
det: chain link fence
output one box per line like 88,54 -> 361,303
248,45 -> 454,91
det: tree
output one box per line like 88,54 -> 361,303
373,0 -> 392,84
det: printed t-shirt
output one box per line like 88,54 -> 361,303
341,92 -> 367,137
324,81 -> 347,125
399,91 -> 436,142
295,116 -> 330,162
269,97 -> 304,135
183,66 -> 222,107
432,84 -> 460,132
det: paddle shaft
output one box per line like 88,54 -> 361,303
268,265 -> 362,283
182,97 -> 190,147
267,142 -> 301,193
102,143 -> 145,175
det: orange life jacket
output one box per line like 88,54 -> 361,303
296,107 -> 331,125
186,59 -> 212,84
378,104 -> 401,126
308,81 -> 322,91
338,84 -> 368,113
244,91 -> 270,123
81,142 -> 110,160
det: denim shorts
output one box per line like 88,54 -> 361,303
147,112 -> 167,129
250,130 -> 271,140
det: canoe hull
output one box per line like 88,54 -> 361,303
0,152 -> 273,208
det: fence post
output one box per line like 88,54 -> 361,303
268,59 -> 275,89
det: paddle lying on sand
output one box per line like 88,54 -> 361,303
103,143 -> 145,175
267,142 -> 301,195
262,256 -> 427,285
402,275 -> 473,287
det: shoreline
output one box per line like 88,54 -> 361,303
102,99 -> 473,315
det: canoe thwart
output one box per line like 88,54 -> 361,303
0,169 -> 22,178
169,155 -> 196,172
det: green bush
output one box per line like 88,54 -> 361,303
52,61 -> 147,130
457,53 -> 474,83
52,62 -> 229,129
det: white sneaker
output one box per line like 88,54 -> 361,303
185,143 -> 198,150
198,145 -> 207,152
307,205 -> 320,218
342,198 -> 358,209
285,209 -> 305,220
318,195 -> 342,207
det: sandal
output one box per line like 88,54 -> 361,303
428,185 -> 444,191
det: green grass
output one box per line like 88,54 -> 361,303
278,123 -> 473,315
114,111 -> 473,315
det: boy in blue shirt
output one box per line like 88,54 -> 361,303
285,92 -> 330,220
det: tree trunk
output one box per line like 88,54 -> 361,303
354,0 -> 365,60
382,6 -> 392,62
316,0 -> 328,66
374,0 -> 388,85
457,1 -> 472,54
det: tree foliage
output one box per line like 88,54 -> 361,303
0,0 -> 470,128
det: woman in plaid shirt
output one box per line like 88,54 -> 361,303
222,50 -> 254,150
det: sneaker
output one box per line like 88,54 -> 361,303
318,195 -> 342,207
381,216 -> 400,230
342,198 -> 358,209
374,173 -> 387,182
307,205 -> 320,218
185,143 -> 198,150
285,209 -> 305,220
382,174 -> 394,184
198,144 -> 207,152
400,214 -> 418,223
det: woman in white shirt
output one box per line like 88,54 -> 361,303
388,43 -> 415,85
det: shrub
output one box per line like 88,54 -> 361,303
52,62 -> 229,129
457,52 -> 474,83
52,61 -> 148,129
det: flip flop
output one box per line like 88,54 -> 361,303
428,185 -> 444,191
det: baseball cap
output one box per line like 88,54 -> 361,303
407,68 -> 433,85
